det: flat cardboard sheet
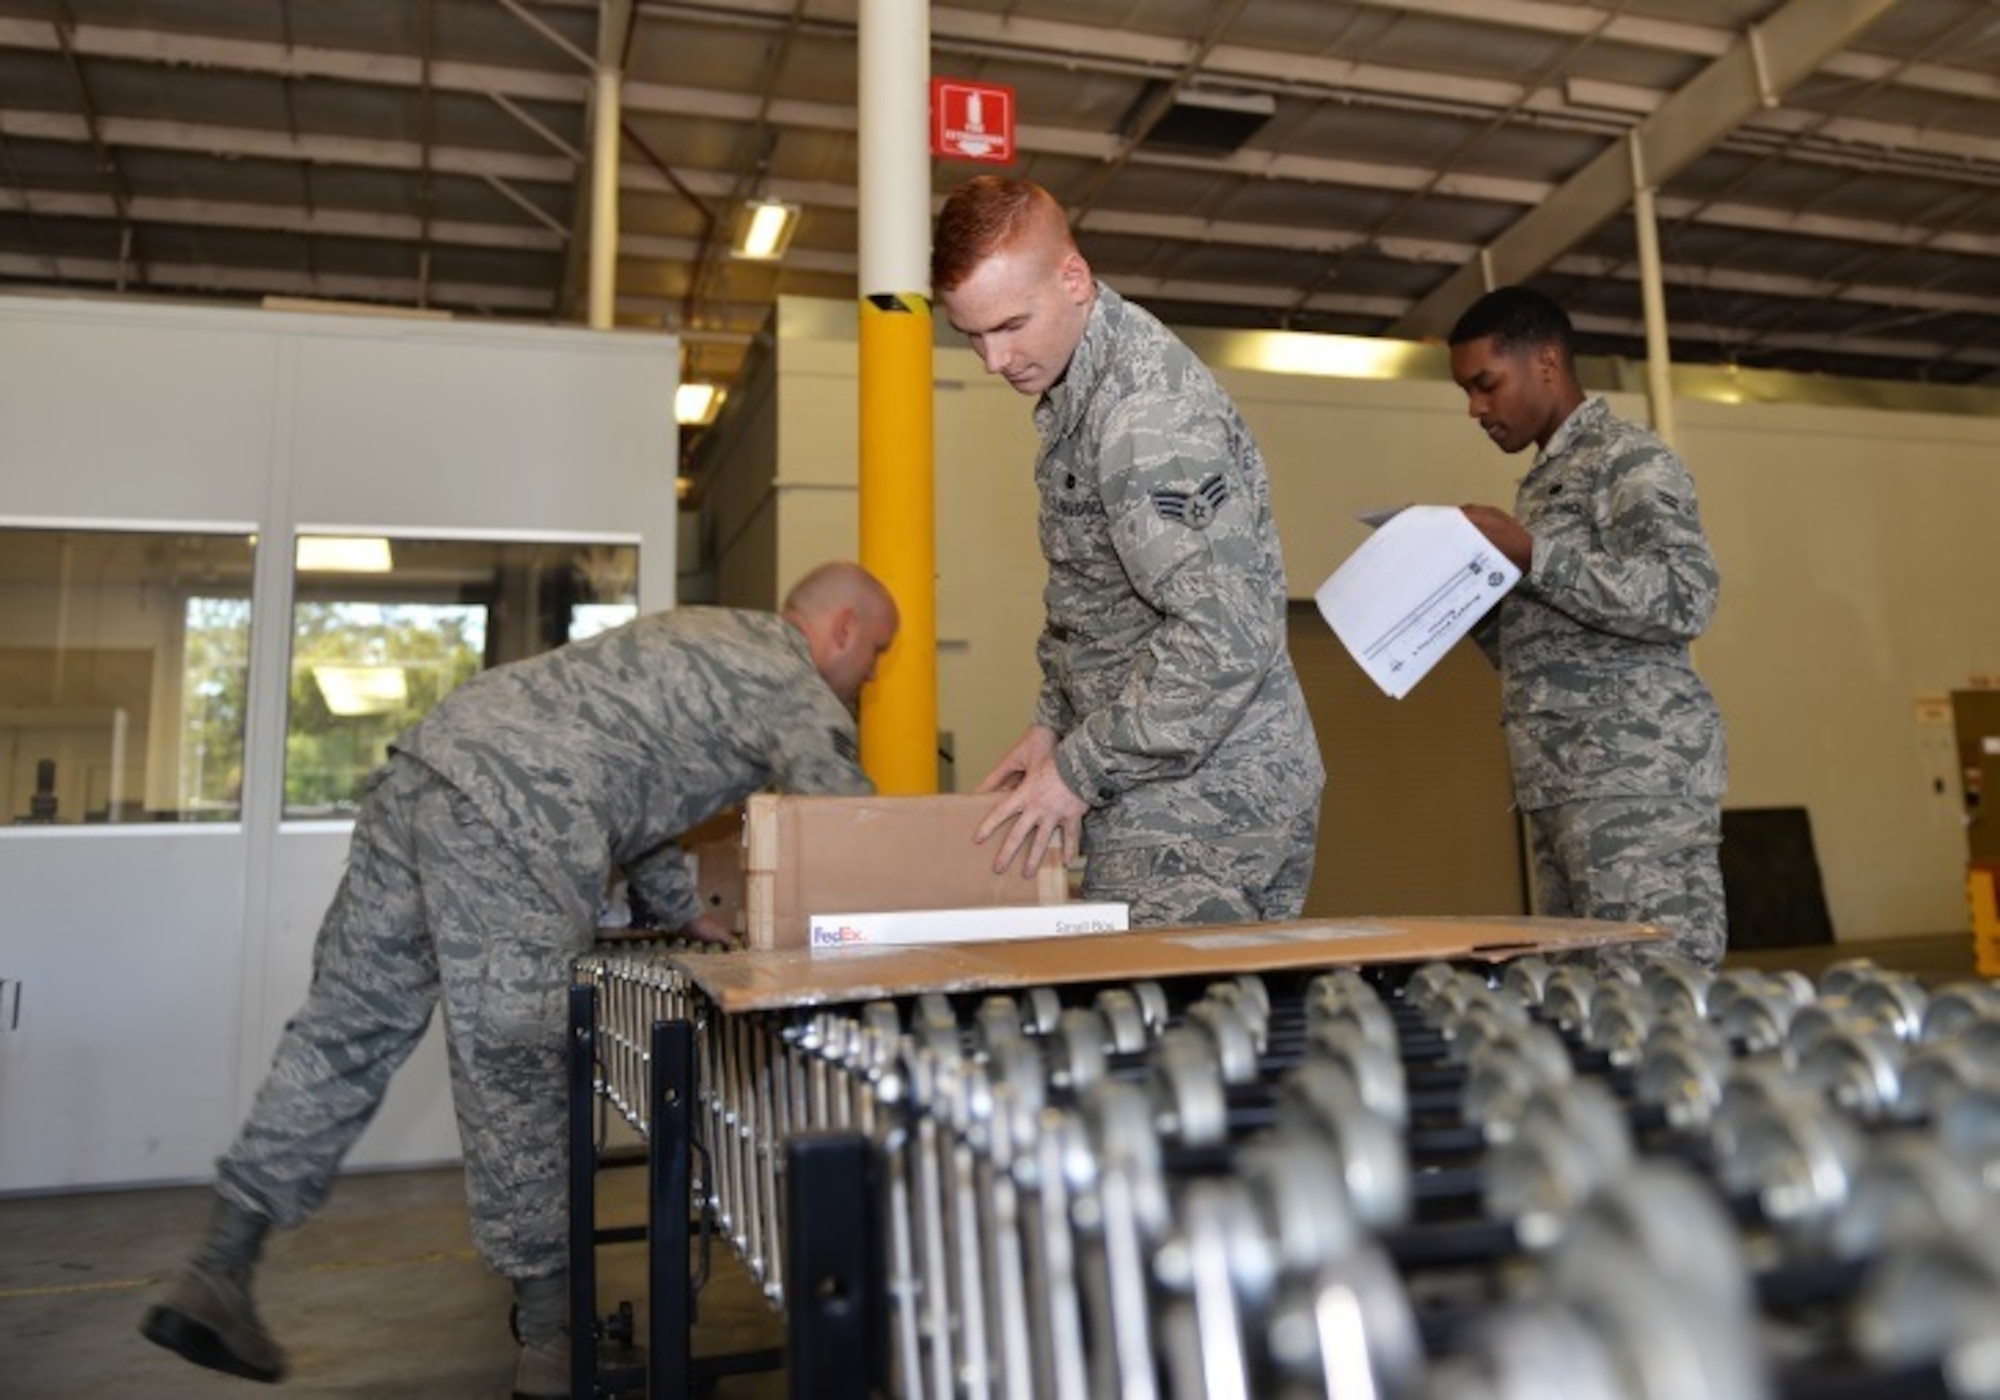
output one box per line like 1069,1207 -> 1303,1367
672,914 -> 1665,1014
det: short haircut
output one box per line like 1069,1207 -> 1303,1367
931,176 -> 1067,293
783,560 -> 893,625
1448,286 -> 1576,364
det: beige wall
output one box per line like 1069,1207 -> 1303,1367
708,296 -> 2000,942
702,337 -> 783,612
1681,398 -> 1996,939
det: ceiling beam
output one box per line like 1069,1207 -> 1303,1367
5,7 -> 1996,249
0,186 -> 564,249
0,250 -> 552,311
0,250 -> 763,339
9,10 -> 1995,192
16,97 -> 1997,272
13,175 -> 2000,328
44,4 -> 143,290
1391,0 -> 1903,339
1329,0 -> 2000,105
11,238 -> 1984,374
12,238 -> 1989,370
0,108 -> 575,182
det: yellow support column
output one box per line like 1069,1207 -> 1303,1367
858,291 -> 938,793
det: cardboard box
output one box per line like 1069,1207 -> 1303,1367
684,810 -> 747,936
674,914 -> 1667,1014
744,793 -> 1070,950
808,901 -> 1129,950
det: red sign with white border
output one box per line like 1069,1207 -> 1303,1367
931,78 -> 1016,164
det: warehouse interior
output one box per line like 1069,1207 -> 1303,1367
5,1 -> 2000,1397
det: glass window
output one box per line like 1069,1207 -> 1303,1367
284,536 -> 639,818
1,527 -> 256,825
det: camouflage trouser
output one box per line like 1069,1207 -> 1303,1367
1525,796 -> 1726,967
217,757 -> 588,1279
1083,805 -> 1320,927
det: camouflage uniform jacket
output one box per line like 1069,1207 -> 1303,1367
1489,395 -> 1727,810
392,608 -> 869,924
1031,283 -> 1325,852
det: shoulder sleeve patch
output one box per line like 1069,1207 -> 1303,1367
1152,472 -> 1230,530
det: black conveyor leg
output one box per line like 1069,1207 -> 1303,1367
567,982 -> 601,1400
787,1132 -> 885,1400
649,1019 -> 695,1399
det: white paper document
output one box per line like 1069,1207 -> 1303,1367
1315,505 -> 1521,699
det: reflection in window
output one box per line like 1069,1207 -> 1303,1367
2,528 -> 255,825
285,536 -> 639,817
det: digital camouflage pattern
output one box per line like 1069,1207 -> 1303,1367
1526,798 -> 1726,968
1031,283 -> 1324,906
398,609 -> 869,926
1484,395 -> 1728,958
217,609 -> 867,1278
1485,396 -> 1726,808
1083,804 -> 1321,925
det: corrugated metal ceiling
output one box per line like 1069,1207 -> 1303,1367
4,0 -> 2000,469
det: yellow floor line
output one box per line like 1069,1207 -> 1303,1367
0,1276 -> 158,1301
0,1249 -> 479,1301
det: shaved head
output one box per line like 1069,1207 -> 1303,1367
783,561 -> 900,705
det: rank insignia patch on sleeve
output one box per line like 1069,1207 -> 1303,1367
1152,473 -> 1230,529
833,729 -> 859,763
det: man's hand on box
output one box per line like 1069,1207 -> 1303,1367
975,755 -> 1086,879
682,911 -> 736,947
973,724 -> 1059,795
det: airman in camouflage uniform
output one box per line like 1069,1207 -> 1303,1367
142,564 -> 897,1397
1450,288 -> 1727,966
934,177 -> 1325,926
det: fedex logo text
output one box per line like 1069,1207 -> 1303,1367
810,923 -> 868,947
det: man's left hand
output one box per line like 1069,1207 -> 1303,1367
682,911 -> 736,946
1460,504 -> 1533,572
974,757 -> 1088,878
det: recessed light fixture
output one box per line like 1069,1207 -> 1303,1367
734,198 -> 800,261
296,536 -> 393,572
675,382 -> 724,426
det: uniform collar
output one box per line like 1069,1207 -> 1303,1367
1036,281 -> 1119,442
1535,394 -> 1608,468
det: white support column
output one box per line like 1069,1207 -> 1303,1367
856,0 -> 938,793
858,0 -> 931,299
1629,134 -> 1677,448
588,63 -> 621,330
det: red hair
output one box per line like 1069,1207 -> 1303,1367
931,177 -> 1070,292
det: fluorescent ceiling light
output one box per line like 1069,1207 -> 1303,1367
312,665 -> 408,717
675,382 -> 724,426
734,199 -> 799,261
296,536 -> 394,572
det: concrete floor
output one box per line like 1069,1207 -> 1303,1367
0,933 -> 1979,1399
0,1162 -> 785,1400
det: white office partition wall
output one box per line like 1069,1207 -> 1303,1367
0,296 -> 677,1192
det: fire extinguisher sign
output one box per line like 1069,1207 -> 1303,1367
931,78 -> 1017,164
